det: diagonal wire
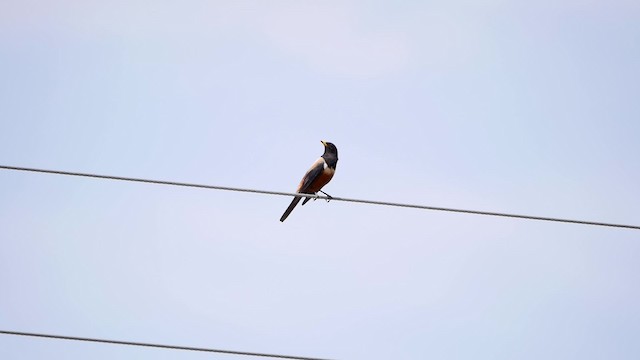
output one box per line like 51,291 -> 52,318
0,330 -> 332,360
1,164 -> 638,230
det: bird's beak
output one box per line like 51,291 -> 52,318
321,140 -> 328,147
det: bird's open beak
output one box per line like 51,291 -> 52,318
321,140 -> 328,147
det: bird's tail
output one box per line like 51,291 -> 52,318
280,196 -> 302,222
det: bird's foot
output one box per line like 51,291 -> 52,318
319,191 -> 333,202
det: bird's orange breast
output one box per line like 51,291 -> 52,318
307,167 -> 335,193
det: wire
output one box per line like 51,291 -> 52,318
0,330 -> 332,360
1,164 -> 638,230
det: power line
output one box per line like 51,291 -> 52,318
1,164 -> 638,230
0,330 -> 332,360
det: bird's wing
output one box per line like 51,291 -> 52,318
297,157 -> 325,193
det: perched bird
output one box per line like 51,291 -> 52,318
280,141 -> 338,222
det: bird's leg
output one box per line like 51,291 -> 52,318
319,190 -> 333,202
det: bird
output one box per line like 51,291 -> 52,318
280,141 -> 338,222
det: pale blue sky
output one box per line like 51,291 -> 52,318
1,1 -> 639,359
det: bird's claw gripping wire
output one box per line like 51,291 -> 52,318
319,190 -> 333,202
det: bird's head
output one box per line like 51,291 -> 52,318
321,141 -> 338,167
321,140 -> 338,157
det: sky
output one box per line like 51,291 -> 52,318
1,1 -> 639,359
